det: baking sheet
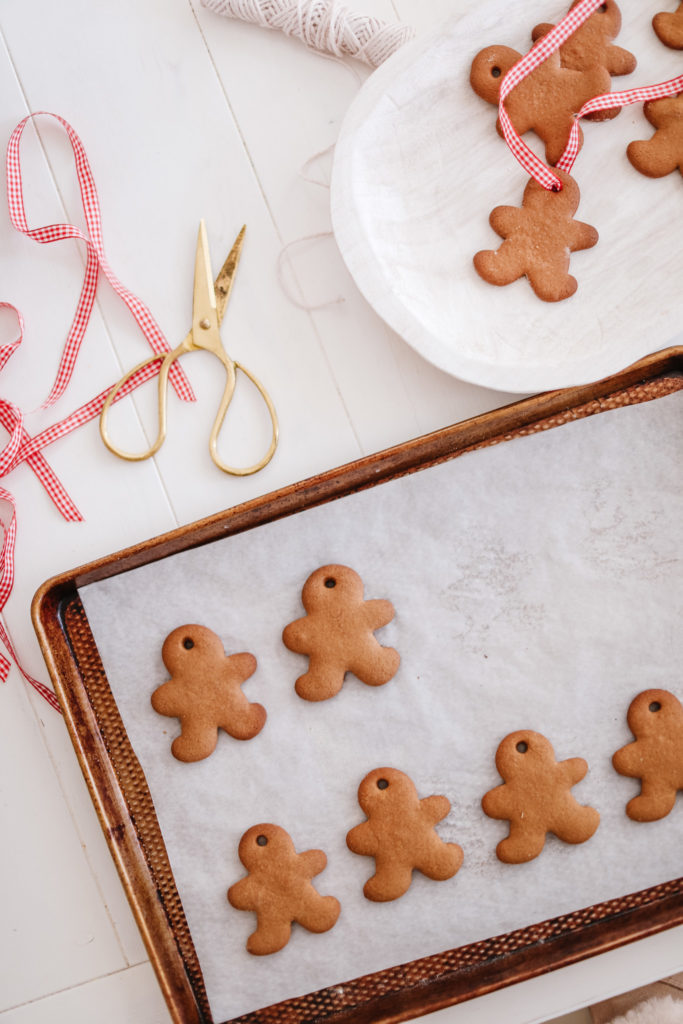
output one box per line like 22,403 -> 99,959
79,392 -> 683,1022
331,0 -> 683,391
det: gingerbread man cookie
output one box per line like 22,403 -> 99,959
282,564 -> 400,702
627,95 -> 683,178
531,0 -> 636,121
473,169 -> 598,302
227,824 -> 341,954
151,624 -> 266,762
469,44 -> 611,164
653,2 -> 683,49
346,767 -> 464,901
482,730 -> 600,863
612,689 -> 683,821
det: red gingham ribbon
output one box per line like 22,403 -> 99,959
7,113 -> 194,406
498,0 -> 683,189
1,114 -> 198,710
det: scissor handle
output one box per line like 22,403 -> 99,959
99,346 -> 182,461
209,360 -> 279,476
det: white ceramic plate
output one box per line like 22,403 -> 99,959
330,0 -> 683,393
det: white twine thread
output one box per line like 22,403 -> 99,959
201,0 -> 415,67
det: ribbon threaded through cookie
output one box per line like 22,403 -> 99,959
499,0 -> 683,189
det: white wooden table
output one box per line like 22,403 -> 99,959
0,1 -> 681,1021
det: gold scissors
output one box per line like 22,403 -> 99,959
99,221 -> 278,476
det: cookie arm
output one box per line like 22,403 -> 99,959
612,739 -> 642,778
481,783 -> 512,820
363,598 -> 396,630
420,794 -> 450,826
226,652 -> 257,681
488,205 -> 524,239
474,241 -> 527,289
298,849 -> 327,878
150,680 -> 186,718
346,820 -> 379,856
282,617 -> 312,654
567,220 -> 599,253
606,43 -> 637,76
227,875 -> 258,911
530,21 -> 553,42
559,757 -> 588,787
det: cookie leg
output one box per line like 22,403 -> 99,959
527,263 -> 577,303
497,821 -> 547,864
247,912 -> 292,955
417,841 -> 464,882
350,645 -> 401,688
171,721 -> 218,762
296,894 -> 341,935
222,701 -> 267,740
363,857 -> 414,901
627,780 -> 677,822
553,804 -> 600,844
627,140 -> 677,178
295,655 -> 344,702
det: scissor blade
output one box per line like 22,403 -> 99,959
214,225 -> 246,325
192,220 -> 219,341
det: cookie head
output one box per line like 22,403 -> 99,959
357,767 -> 416,814
495,730 -> 557,778
470,45 -> 521,105
523,168 -> 580,213
596,0 -> 622,34
300,564 -> 364,612
626,689 -> 683,736
238,824 -> 294,869
161,623 -> 224,673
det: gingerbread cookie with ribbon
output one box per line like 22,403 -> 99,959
227,824 -> 341,954
473,169 -> 598,302
653,2 -> 683,49
346,767 -> 464,901
151,624 -> 266,762
612,689 -> 683,821
531,0 -> 636,121
469,44 -> 611,164
627,95 -> 683,177
482,730 -> 600,863
282,564 -> 400,701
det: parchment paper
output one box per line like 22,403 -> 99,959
80,393 -> 683,1022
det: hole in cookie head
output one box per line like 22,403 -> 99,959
182,637 -> 195,650
491,65 -> 501,78
649,701 -> 662,712
599,3 -> 607,11
376,778 -> 389,790
516,741 -> 528,753
324,577 -> 337,589
256,834 -> 268,846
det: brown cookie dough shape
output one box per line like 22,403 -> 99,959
627,96 -> 683,178
482,730 -> 600,863
473,169 -> 598,302
469,44 -> 611,165
612,689 -> 683,821
346,767 -> 464,901
531,0 -> 636,121
653,2 -> 683,49
151,624 -> 266,762
282,564 -> 400,702
227,824 -> 341,954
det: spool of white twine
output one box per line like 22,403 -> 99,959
201,0 -> 415,67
